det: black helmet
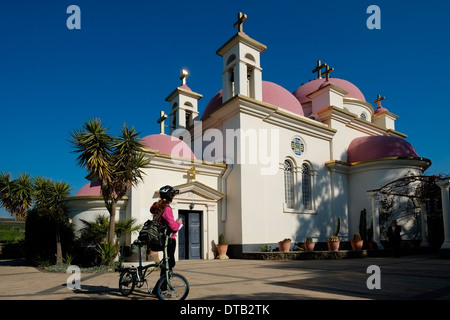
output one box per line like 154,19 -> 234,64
159,185 -> 179,201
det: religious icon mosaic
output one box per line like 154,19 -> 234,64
291,137 -> 305,156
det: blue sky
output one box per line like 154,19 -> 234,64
1,0 -> 449,218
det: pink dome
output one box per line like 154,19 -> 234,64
293,78 -> 366,104
74,180 -> 101,197
201,81 -> 303,120
178,84 -> 192,92
374,105 -> 389,115
141,134 -> 196,159
347,136 -> 419,163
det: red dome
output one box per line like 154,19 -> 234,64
293,78 -> 366,104
141,134 -> 196,160
347,136 -> 419,163
201,81 -> 303,120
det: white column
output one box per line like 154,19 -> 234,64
437,179 -> 450,249
222,69 -> 233,103
367,191 -> 383,249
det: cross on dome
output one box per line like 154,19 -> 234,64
234,12 -> 247,33
157,110 -> 168,134
322,64 -> 334,81
373,94 -> 385,107
312,60 -> 326,79
312,60 -> 334,80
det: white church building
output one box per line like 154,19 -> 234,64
67,13 -> 442,260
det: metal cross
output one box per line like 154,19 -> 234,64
187,166 -> 198,180
312,60 -> 326,79
234,12 -> 247,33
157,110 -> 168,134
322,64 -> 334,81
373,94 -> 385,108
180,69 -> 189,85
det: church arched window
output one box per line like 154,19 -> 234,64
302,163 -> 312,210
360,112 -> 367,121
284,160 -> 295,208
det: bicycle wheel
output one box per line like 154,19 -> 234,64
119,270 -> 136,296
154,273 -> 189,300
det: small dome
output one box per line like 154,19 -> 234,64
347,136 -> 419,163
74,180 -> 101,197
293,78 -> 366,104
201,81 -> 303,120
178,84 -> 192,92
141,134 -> 196,159
374,105 -> 389,115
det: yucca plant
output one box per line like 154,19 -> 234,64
70,118 -> 149,246
96,242 -> 119,266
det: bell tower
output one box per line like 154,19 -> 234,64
216,12 -> 267,103
165,69 -> 203,134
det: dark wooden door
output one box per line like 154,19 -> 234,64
178,210 -> 202,260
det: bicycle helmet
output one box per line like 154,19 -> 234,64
159,185 -> 179,201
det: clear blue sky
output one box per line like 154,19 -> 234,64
1,0 -> 449,218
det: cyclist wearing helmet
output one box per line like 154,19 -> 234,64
150,185 -> 182,276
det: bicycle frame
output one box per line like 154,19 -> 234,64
130,230 -> 174,289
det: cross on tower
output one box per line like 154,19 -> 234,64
157,110 -> 168,134
234,12 -> 247,33
180,69 -> 189,85
373,94 -> 385,108
312,60 -> 326,79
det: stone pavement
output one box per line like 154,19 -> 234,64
1,252 -> 450,302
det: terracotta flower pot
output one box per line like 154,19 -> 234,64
217,244 -> 228,256
304,242 -> 315,252
327,240 -> 340,251
351,240 -> 364,251
216,244 -> 229,259
278,241 -> 291,252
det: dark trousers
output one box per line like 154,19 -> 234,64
153,238 -> 176,293
161,237 -> 176,276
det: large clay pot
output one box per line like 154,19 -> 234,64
217,244 -> 228,256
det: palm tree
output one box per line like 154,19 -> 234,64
34,177 -> 72,264
70,118 -> 149,245
0,172 -> 34,221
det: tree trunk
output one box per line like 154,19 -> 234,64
108,200 -> 117,245
55,223 -> 63,265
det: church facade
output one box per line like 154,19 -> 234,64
67,13 -> 434,260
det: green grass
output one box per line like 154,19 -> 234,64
0,221 -> 25,243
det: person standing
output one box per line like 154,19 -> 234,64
386,219 -> 402,257
150,185 -> 183,281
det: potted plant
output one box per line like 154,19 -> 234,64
327,217 -> 341,251
278,238 -> 291,252
216,234 -> 229,259
304,237 -> 315,252
351,233 -> 364,251
327,235 -> 340,251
